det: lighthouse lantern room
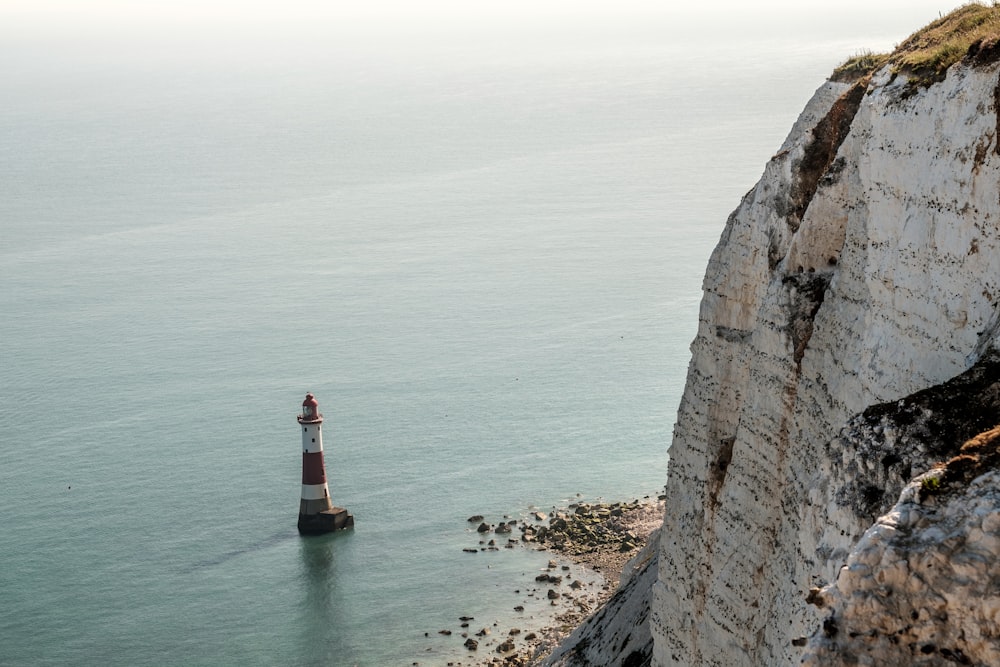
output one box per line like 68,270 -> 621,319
296,393 -> 354,535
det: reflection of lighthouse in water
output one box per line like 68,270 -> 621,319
297,393 -> 354,535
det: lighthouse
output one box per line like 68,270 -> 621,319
297,393 -> 354,535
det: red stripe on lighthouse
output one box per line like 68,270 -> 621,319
302,451 -> 327,485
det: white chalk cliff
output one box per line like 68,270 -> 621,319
545,12 -> 1000,667
652,51 -> 1000,664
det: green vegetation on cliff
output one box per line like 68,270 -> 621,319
832,2 -> 1000,86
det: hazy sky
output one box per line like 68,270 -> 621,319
0,0 -> 972,72
0,0 -> 974,108
0,0 -> 965,18
0,1 -> 970,35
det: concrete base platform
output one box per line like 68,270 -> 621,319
298,507 -> 354,535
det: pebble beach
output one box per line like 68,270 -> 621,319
414,495 -> 666,667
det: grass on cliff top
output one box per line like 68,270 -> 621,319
832,2 -> 1000,85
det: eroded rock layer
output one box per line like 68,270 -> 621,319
805,464 -> 1000,665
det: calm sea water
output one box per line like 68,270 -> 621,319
0,5 -> 938,666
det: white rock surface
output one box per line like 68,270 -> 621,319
650,59 -> 1000,666
804,470 -> 1000,666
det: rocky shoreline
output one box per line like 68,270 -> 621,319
413,494 -> 665,667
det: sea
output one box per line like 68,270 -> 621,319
0,3 -> 947,665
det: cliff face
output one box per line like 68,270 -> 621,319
650,55 -> 1000,665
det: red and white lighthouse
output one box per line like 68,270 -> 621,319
297,393 -> 353,534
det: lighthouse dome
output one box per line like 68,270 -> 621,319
298,393 -> 322,423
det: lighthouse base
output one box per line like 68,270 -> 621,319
298,507 -> 354,535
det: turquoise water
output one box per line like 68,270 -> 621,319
1,5 -> 940,666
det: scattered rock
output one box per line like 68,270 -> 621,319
438,630 -> 452,636
442,496 -> 665,666
467,515 -> 485,523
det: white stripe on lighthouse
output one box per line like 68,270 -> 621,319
301,484 -> 329,500
302,423 -> 324,453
